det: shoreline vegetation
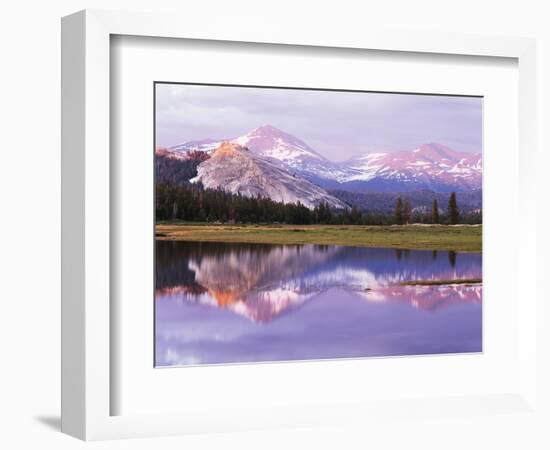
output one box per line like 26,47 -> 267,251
155,223 -> 482,252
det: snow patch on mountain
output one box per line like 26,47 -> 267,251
341,143 -> 482,190
168,127 -> 482,193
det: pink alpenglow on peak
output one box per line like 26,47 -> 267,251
170,125 -> 348,181
233,125 -> 326,160
343,142 -> 482,190
167,126 -> 482,192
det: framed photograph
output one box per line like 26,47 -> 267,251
62,9 -> 538,440
153,83 -> 483,367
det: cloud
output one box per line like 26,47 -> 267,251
155,83 -> 482,161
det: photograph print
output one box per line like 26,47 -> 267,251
154,83 -> 482,367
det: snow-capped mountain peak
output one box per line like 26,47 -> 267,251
342,143 -> 482,191
169,125 -> 347,182
233,124 -> 325,161
166,127 -> 482,193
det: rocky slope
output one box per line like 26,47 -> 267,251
190,142 -> 346,209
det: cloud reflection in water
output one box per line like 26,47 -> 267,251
155,242 -> 482,366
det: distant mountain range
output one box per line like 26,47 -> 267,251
157,124 -> 482,211
169,125 -> 482,193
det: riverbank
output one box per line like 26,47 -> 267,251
155,223 -> 482,252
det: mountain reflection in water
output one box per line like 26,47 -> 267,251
155,241 -> 482,366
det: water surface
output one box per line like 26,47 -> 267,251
155,241 -> 482,366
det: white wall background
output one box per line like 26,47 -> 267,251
0,1 -> 548,449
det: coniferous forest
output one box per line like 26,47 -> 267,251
155,153 -> 482,225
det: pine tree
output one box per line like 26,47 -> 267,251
403,199 -> 412,225
431,199 -> 440,224
350,205 -> 362,224
447,192 -> 460,225
171,201 -> 178,220
394,197 -> 404,225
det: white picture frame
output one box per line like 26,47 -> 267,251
61,9 -> 538,441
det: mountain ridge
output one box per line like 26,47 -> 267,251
168,125 -> 482,194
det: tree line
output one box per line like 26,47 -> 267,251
393,192 -> 473,225
157,182 -> 366,225
155,152 -> 481,225
156,182 -> 480,225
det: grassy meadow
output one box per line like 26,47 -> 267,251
155,223 -> 482,252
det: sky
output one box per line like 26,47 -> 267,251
155,83 -> 482,161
